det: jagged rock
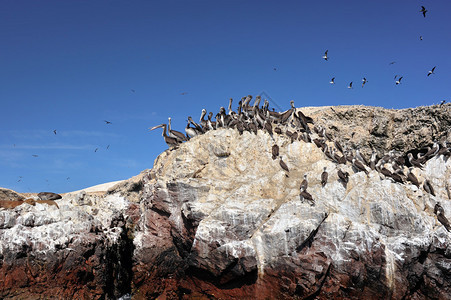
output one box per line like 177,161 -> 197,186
0,104 -> 450,299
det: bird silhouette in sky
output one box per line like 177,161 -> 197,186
104,120 -> 112,124
95,148 -> 99,152
131,89 -> 135,93
348,82 -> 353,89
362,77 -> 368,88
427,66 -> 436,76
389,61 -> 396,65
107,145 -> 110,150
420,36 -> 423,41
395,76 -> 403,85
330,77 -> 335,84
53,130 -> 57,135
180,92 -> 188,95
420,6 -> 427,18
273,67 -> 277,71
322,50 -> 329,61
32,154 -> 38,157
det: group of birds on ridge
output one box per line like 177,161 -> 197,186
150,94 -> 450,232
324,5 -> 437,89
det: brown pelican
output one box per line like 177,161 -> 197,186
279,157 -> 289,172
207,112 -> 216,130
356,149 -> 369,166
185,121 -> 201,139
199,109 -> 208,131
406,168 -> 420,187
352,158 -> 369,175
369,151 -> 377,170
149,124 -> 180,148
300,174 -> 308,191
272,144 -> 279,160
334,141 -> 343,154
407,153 -> 424,169
423,180 -> 435,196
168,117 -> 188,142
274,127 -> 282,134
300,187 -> 314,205
188,116 -> 204,133
321,167 -> 328,187
434,203 -> 450,232
337,169 -> 349,184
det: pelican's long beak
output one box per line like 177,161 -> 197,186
149,124 -> 163,131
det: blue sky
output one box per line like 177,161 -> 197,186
1,1 -> 449,193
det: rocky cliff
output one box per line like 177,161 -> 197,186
1,104 -> 450,299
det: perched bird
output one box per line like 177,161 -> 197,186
53,130 -> 57,135
279,157 -> 289,172
420,6 -> 427,18
330,77 -> 335,84
104,120 -> 112,124
395,76 -> 403,85
352,158 -> 369,175
300,187 -> 314,206
406,168 -> 420,188
322,50 -> 329,61
300,174 -> 308,191
272,144 -> 279,160
423,180 -> 435,196
337,169 -> 349,184
434,203 -> 450,232
348,82 -> 353,89
427,66 -> 436,76
362,77 -> 368,88
321,167 -> 328,187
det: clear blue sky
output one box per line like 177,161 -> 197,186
1,1 -> 450,193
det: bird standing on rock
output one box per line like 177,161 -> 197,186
321,167 -> 328,187
272,144 -> 279,160
279,157 -> 289,172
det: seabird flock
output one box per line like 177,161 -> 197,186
150,93 -> 450,214
326,5 -> 440,88
149,5 -> 450,228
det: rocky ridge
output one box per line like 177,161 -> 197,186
0,104 -> 450,299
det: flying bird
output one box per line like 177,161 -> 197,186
95,148 -> 99,152
427,66 -> 436,76
389,61 -> 396,65
347,82 -> 353,89
106,144 -> 110,150
362,77 -> 367,88
131,89 -> 135,93
420,6 -> 427,18
439,100 -> 446,107
32,154 -> 38,157
395,76 -> 403,85
104,120 -> 112,124
420,36 -> 423,41
273,67 -> 277,71
330,77 -> 335,84
322,50 -> 329,61
180,92 -> 188,95
53,130 -> 57,135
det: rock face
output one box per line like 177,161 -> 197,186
1,104 -> 450,299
